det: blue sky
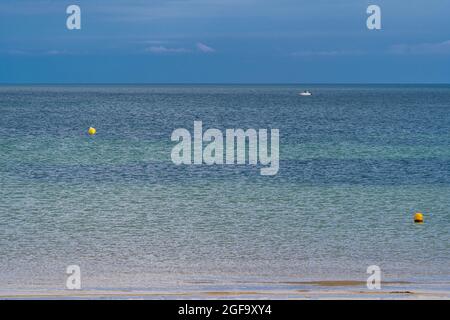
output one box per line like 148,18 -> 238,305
1,0 -> 449,83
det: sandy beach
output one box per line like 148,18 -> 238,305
1,279 -> 449,300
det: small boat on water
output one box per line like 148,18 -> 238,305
299,90 -> 312,96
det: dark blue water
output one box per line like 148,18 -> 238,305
0,85 -> 449,293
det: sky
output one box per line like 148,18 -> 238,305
0,0 -> 449,83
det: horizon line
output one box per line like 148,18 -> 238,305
1,82 -> 450,86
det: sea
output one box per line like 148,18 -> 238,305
0,84 -> 449,297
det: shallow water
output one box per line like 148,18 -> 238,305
0,85 -> 449,293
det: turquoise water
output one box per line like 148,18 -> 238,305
0,85 -> 449,293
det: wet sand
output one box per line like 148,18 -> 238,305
1,280 -> 449,300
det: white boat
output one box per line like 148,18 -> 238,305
299,90 -> 312,96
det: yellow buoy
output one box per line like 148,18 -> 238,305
88,127 -> 96,135
414,212 -> 424,223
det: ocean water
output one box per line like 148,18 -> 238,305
0,84 -> 449,294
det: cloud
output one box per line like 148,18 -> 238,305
45,50 -> 67,55
5,49 -> 29,55
196,42 -> 215,53
290,49 -> 364,57
145,46 -> 191,54
3,49 -> 69,56
389,40 -> 450,55
144,43 -> 215,54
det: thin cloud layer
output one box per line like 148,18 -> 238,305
196,42 -> 215,53
144,43 -> 216,54
145,46 -> 191,54
291,49 -> 365,57
389,40 -> 450,55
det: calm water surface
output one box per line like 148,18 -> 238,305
0,85 -> 449,292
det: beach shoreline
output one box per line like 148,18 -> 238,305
1,280 -> 449,300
